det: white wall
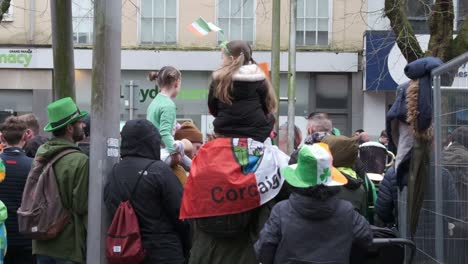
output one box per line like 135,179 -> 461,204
0,48 -> 359,73
367,0 -> 390,31
363,91 -> 387,139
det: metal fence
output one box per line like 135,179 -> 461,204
399,52 -> 468,263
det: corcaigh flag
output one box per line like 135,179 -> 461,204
180,137 -> 289,219
188,17 -> 223,37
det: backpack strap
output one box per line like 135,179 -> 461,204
44,149 -> 80,171
129,161 -> 157,201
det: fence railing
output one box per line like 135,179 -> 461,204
399,52 -> 468,264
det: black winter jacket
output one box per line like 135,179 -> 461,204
255,193 -> 372,264
0,147 -> 33,247
104,119 -> 191,264
290,147 -> 367,216
375,166 -> 398,223
208,64 -> 274,142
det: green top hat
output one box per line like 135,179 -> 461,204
44,97 -> 88,132
282,143 -> 347,188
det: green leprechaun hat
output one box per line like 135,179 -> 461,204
282,143 -> 348,188
44,97 -> 88,132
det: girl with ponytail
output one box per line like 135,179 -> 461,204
208,40 -> 277,142
146,66 -> 192,174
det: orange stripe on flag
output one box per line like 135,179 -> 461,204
258,62 -> 270,79
187,25 -> 206,37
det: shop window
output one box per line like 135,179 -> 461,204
140,0 -> 177,45
296,0 -> 330,46
217,0 -> 255,44
457,0 -> 467,31
72,0 -> 94,44
0,90 -> 33,116
315,74 -> 348,109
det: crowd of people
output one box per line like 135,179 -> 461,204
0,40 -> 464,264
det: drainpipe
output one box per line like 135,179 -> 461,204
29,0 -> 35,43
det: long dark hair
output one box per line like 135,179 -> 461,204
213,40 -> 277,113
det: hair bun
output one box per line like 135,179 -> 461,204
148,71 -> 159,81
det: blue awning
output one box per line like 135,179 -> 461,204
364,31 -> 399,91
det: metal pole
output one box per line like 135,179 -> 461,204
271,0 -> 281,139
433,74 -> 444,262
50,0 -> 76,100
87,0 -> 121,262
129,81 -> 134,120
287,0 -> 297,154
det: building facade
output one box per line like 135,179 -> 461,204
0,0 -> 367,138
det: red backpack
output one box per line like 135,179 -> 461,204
106,161 -> 155,264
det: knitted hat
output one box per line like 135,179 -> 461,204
175,122 -> 203,144
321,135 -> 359,168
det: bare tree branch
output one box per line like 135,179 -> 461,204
384,0 -> 424,62
0,0 -> 11,22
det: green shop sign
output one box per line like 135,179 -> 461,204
0,49 -> 33,67
140,88 -> 208,102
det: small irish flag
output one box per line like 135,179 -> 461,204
0,159 -> 5,182
188,17 -> 223,37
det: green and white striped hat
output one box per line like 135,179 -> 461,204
282,143 -> 347,188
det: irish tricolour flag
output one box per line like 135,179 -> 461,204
188,17 -> 223,37
180,138 -> 290,219
0,159 -> 5,182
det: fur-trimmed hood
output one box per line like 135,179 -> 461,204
233,64 -> 266,82
213,64 -> 266,82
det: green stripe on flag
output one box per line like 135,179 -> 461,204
0,159 -> 5,182
208,22 -> 224,34
188,17 -> 224,36
193,17 -> 211,34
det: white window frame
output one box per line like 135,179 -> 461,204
138,0 -> 179,45
455,0 -> 466,31
216,0 -> 256,44
2,1 -> 13,22
72,0 -> 94,45
296,0 -> 332,47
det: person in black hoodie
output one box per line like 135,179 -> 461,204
0,116 -> 33,264
255,143 -> 372,264
208,40 -> 277,142
104,119 -> 191,264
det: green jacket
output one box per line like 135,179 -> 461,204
147,93 -> 177,153
32,138 -> 89,263
189,204 -> 271,264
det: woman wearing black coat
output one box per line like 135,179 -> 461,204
104,119 -> 191,264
